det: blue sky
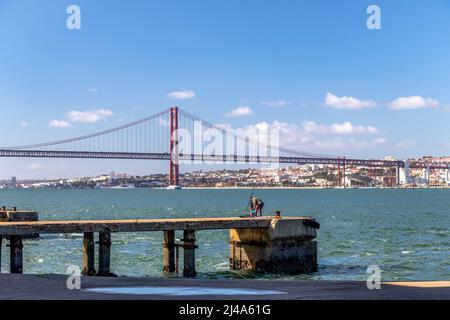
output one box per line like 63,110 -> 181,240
1,0 -> 450,179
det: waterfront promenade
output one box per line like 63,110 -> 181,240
1,274 -> 449,300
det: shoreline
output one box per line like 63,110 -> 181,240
178,186 -> 450,190
2,186 -> 450,191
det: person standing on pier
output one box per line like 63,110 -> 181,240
250,196 -> 264,217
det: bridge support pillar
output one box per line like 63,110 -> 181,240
230,218 -> 319,273
337,157 -> 346,187
163,230 -> 176,273
183,230 -> 197,277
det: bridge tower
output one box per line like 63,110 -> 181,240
169,106 -> 180,188
337,157 -> 346,188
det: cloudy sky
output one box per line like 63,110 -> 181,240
1,0 -> 450,179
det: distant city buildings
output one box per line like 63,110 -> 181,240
1,156 -> 450,189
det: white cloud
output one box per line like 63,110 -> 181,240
27,162 -> 45,171
66,109 -> 113,123
261,100 -> 290,107
389,96 -> 439,110
20,122 -> 29,127
167,90 -> 196,100
225,120 -> 385,154
397,140 -> 417,148
49,120 -> 70,128
225,106 -> 254,117
88,88 -> 98,93
311,137 -> 386,150
324,92 -> 376,110
303,121 -> 378,135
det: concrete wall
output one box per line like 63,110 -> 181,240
230,218 -> 319,274
0,210 -> 39,238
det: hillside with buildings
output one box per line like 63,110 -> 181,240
2,156 -> 450,189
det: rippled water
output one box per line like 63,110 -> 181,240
1,188 -> 449,281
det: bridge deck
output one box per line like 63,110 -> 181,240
0,216 -> 313,235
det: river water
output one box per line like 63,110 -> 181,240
1,188 -> 449,281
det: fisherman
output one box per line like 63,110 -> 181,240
250,195 -> 264,217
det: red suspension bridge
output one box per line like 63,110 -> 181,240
0,107 -> 448,187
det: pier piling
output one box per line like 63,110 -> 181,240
183,230 -> 197,277
163,230 -> 176,273
82,232 -> 96,276
10,235 -> 23,274
97,232 -> 115,277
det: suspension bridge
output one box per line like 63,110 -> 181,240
0,107 -> 448,187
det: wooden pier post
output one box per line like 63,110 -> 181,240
97,232 -> 115,277
82,232 -> 96,276
183,230 -> 197,277
10,235 -> 23,274
163,230 -> 175,273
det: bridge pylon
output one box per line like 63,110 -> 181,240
169,106 -> 180,189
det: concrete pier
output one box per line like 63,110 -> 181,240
0,208 -> 39,223
230,217 -> 319,273
0,216 -> 319,277
0,208 -> 39,239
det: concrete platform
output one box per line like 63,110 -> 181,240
0,274 -> 449,300
0,216 -> 314,235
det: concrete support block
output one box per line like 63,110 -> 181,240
82,232 -> 96,276
163,230 -> 175,273
230,218 -> 319,274
0,210 -> 39,239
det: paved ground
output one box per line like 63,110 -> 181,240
0,274 -> 450,300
